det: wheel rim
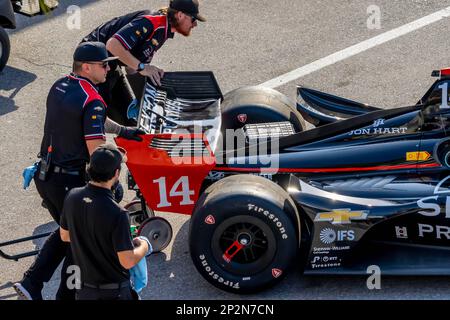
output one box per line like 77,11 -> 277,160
125,200 -> 155,226
138,217 -> 173,253
211,215 -> 277,276
124,201 -> 146,226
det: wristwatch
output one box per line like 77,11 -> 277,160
136,62 -> 145,72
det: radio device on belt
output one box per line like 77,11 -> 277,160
38,139 -> 53,181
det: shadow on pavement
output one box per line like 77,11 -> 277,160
32,221 -> 58,249
0,65 -> 37,116
0,281 -> 17,300
10,0 -> 101,34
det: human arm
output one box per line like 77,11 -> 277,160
59,227 -> 70,243
106,17 -> 164,86
106,38 -> 164,86
104,117 -> 145,142
83,101 -> 107,153
113,213 -> 149,269
59,205 -> 70,242
117,238 -> 149,269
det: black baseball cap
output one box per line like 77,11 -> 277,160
169,0 -> 206,22
73,41 -> 119,62
89,143 -> 124,176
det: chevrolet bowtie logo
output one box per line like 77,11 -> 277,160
314,209 -> 368,224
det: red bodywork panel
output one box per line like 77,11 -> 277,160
441,68 -> 450,76
116,134 -> 216,215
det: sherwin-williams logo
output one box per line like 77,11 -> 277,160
315,209 -> 368,224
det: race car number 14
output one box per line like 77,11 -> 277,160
153,176 -> 195,208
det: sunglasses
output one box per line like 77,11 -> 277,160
85,61 -> 109,69
185,13 -> 197,23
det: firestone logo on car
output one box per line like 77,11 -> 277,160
272,268 -> 282,278
237,114 -> 247,123
205,215 -> 216,225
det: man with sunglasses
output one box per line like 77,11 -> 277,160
14,42 -> 144,300
81,0 -> 206,125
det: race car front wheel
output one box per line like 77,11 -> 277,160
189,174 -> 299,293
0,27 -> 11,72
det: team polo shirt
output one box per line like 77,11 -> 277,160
60,184 -> 134,284
83,11 -> 174,68
112,13 -> 174,65
39,74 -> 107,170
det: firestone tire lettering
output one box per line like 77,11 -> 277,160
189,175 -> 299,294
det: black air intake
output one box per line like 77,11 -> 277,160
157,72 -> 223,100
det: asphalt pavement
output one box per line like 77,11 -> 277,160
2,0 -> 450,300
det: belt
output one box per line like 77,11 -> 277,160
53,166 -> 82,176
83,281 -> 130,290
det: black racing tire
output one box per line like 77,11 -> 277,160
189,174 -> 299,294
0,27 -> 11,72
220,86 -> 306,133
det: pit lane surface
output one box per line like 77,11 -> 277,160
2,0 -> 450,300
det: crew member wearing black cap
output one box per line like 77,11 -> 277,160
13,42 -> 145,300
60,144 -> 149,300
81,0 -> 206,125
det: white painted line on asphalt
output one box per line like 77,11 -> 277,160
259,6 -> 450,88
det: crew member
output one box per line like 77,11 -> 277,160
81,0 -> 206,125
14,42 -> 144,300
60,144 -> 149,300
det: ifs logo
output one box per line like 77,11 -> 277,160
319,228 -> 355,244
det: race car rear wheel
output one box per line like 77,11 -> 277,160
189,174 -> 299,293
0,27 -> 11,72
220,86 -> 306,132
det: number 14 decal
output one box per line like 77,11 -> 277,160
153,176 -> 195,208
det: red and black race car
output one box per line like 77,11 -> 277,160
113,68 -> 450,293
3,69 -> 450,294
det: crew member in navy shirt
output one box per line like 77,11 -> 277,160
14,42 -> 144,300
82,0 -> 206,124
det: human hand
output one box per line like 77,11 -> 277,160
139,65 -> 164,86
118,127 -> 145,142
133,236 -> 152,256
